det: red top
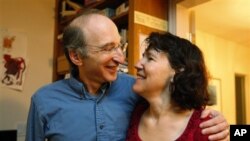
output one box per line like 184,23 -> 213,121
126,104 -> 210,141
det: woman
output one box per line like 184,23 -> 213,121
126,32 -> 211,141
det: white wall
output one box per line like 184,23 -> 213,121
0,0 -> 55,140
196,30 -> 250,124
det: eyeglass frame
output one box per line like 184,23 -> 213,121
85,42 -> 128,55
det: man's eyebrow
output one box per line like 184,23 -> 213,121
99,42 -> 114,47
102,41 -> 123,47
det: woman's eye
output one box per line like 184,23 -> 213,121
147,57 -> 154,61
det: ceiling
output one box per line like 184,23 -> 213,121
180,0 -> 250,47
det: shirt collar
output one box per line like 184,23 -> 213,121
69,75 -> 111,101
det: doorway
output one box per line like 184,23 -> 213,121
235,74 -> 246,124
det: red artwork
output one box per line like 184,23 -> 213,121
3,36 -> 15,49
1,54 -> 26,86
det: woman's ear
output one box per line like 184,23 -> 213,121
69,51 -> 82,66
171,68 -> 176,76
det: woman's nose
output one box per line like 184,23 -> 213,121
134,59 -> 143,70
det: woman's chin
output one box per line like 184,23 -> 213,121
132,84 -> 143,95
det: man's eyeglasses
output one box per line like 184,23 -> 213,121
86,42 -> 128,55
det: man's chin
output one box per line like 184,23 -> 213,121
106,73 -> 118,82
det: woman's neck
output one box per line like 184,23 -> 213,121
144,91 -> 191,120
144,90 -> 172,119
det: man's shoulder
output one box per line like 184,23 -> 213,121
114,73 -> 135,87
33,79 -> 68,98
117,73 -> 135,81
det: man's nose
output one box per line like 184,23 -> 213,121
112,48 -> 126,64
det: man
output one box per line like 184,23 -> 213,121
26,9 -> 228,141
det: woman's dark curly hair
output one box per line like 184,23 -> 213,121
144,32 -> 209,110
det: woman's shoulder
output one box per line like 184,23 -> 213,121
176,108 -> 210,141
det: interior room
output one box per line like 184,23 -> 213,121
175,0 -> 250,125
0,0 -> 249,140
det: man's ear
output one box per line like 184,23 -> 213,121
69,51 -> 82,66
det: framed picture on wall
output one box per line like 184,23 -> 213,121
207,78 -> 222,112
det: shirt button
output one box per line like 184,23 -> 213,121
99,125 -> 104,129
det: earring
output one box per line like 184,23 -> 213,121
170,77 -> 174,83
179,68 -> 185,72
